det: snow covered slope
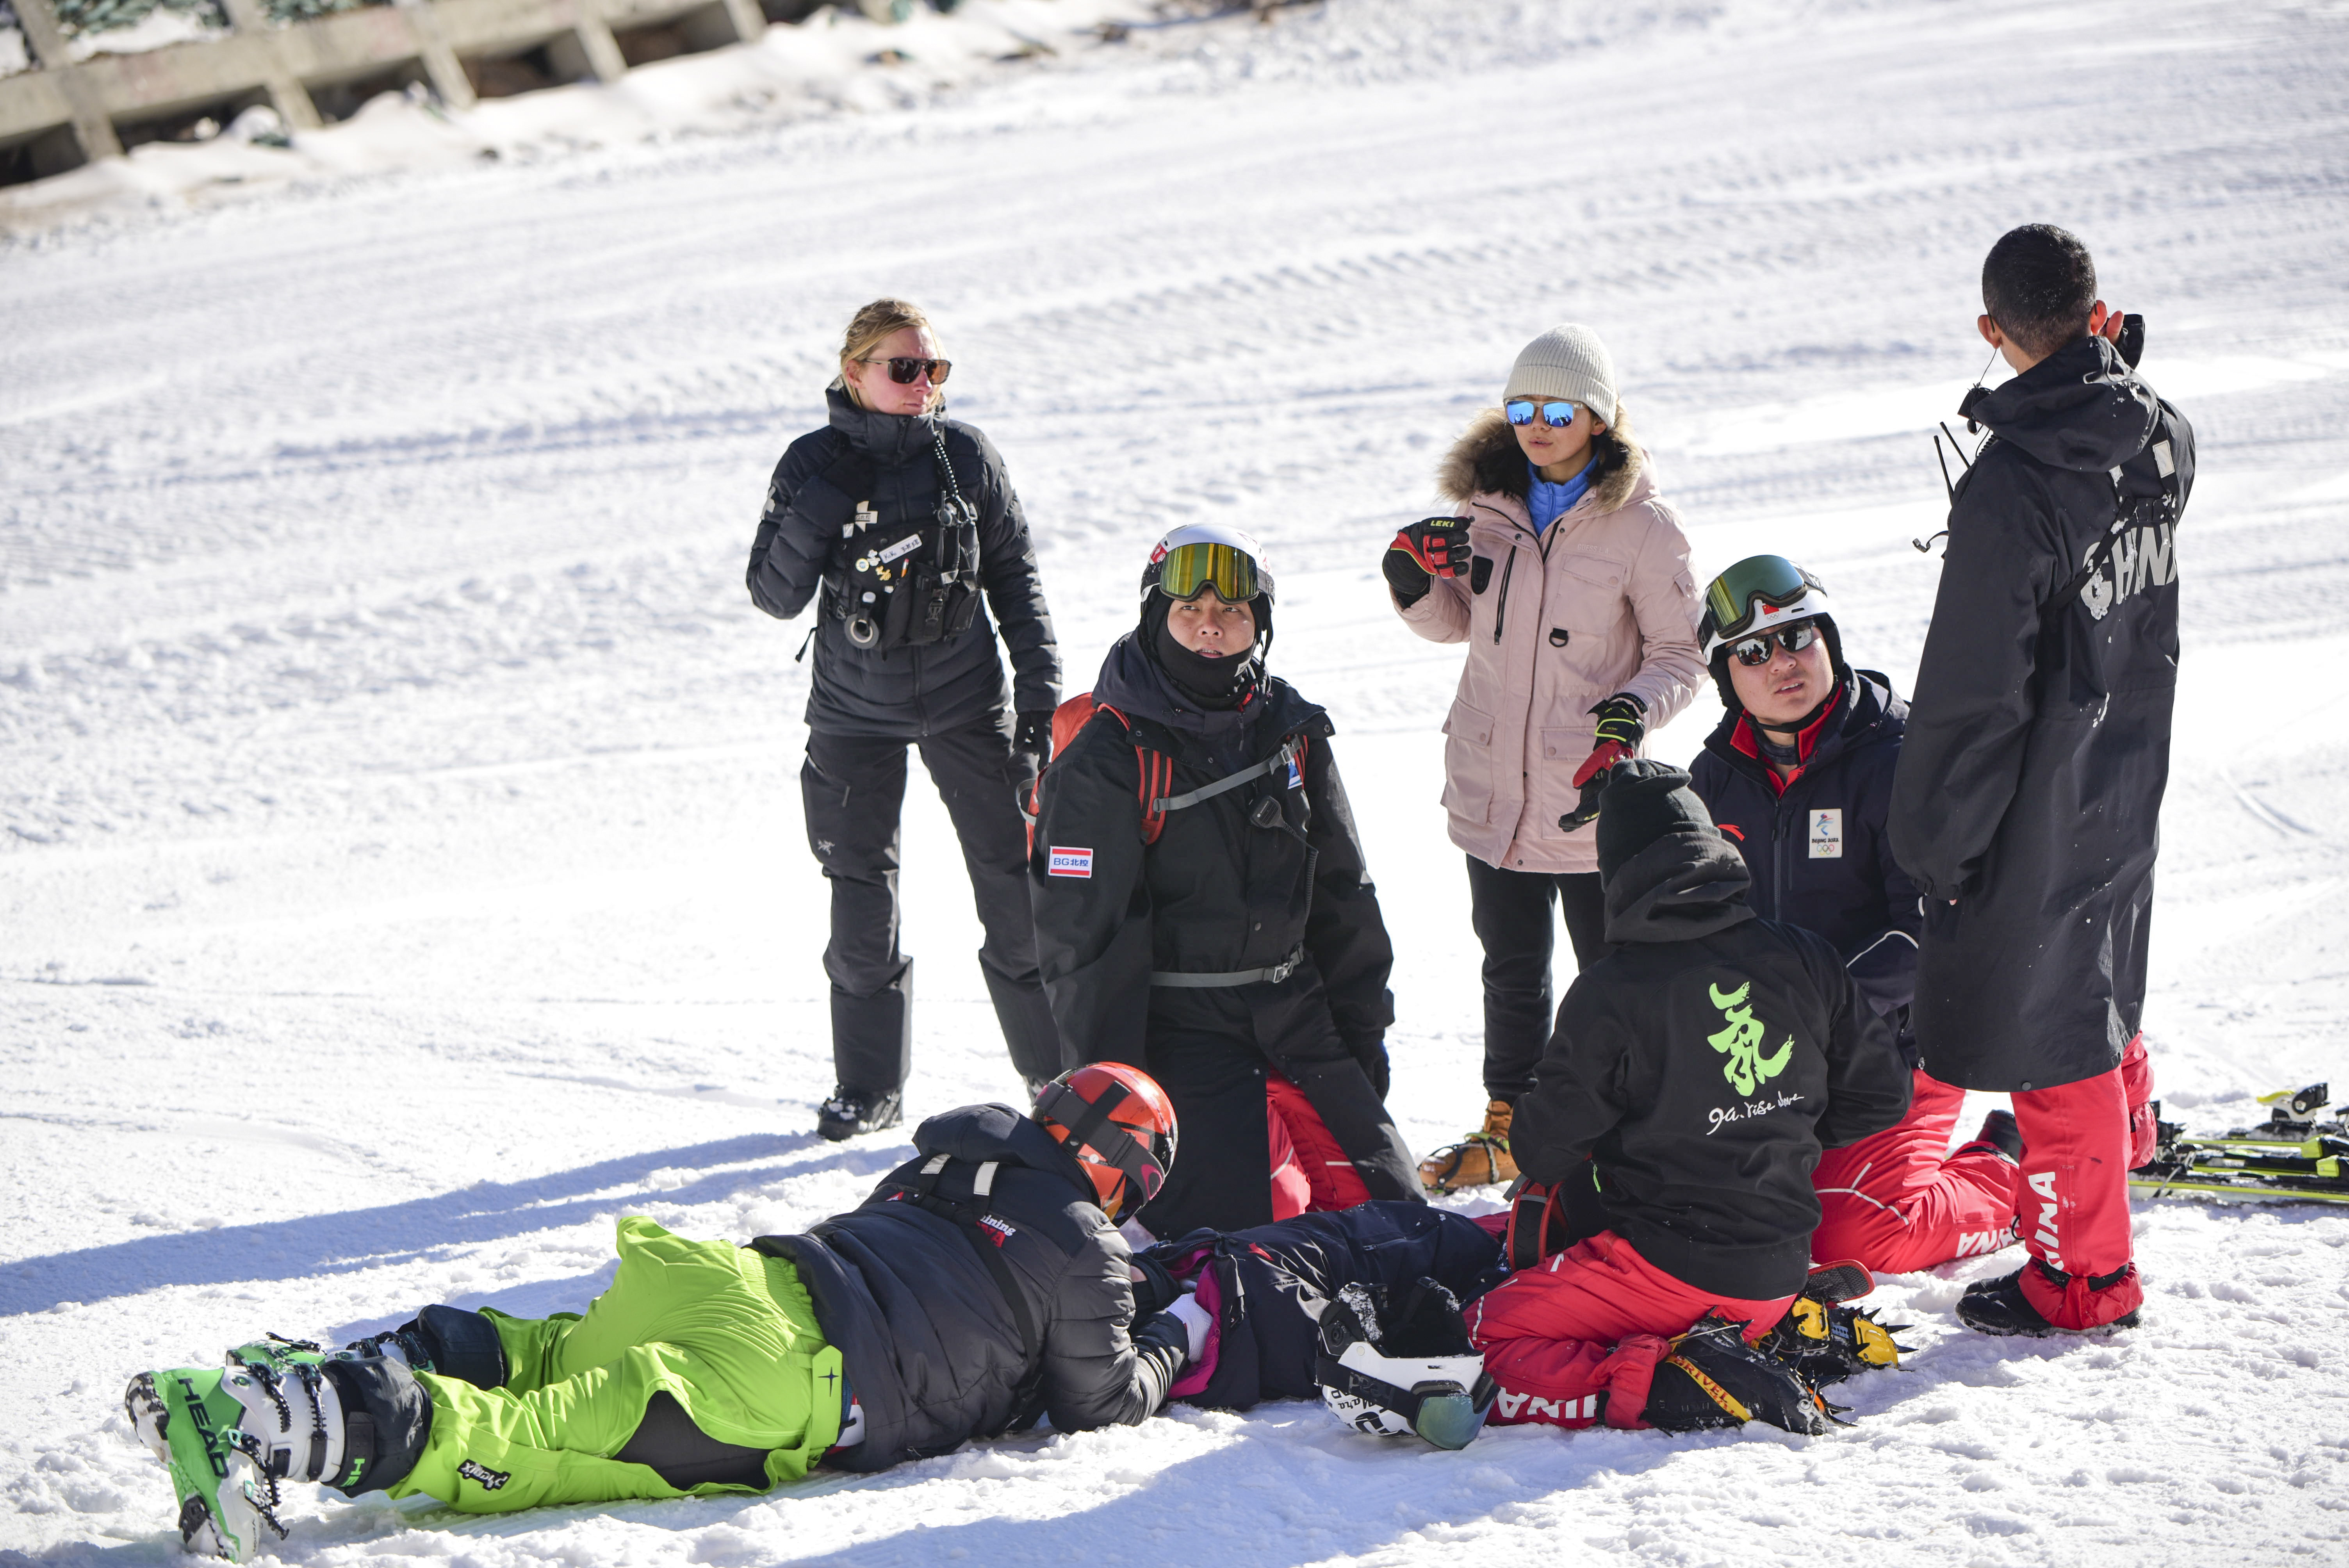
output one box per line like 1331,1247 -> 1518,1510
5,0 -> 2349,1563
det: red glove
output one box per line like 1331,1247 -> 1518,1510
1388,516 -> 1474,578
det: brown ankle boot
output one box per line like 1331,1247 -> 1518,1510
1417,1099 -> 1519,1193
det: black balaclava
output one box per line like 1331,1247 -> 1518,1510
1144,593 -> 1267,711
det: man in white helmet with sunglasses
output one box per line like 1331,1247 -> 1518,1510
1689,556 -> 2027,1281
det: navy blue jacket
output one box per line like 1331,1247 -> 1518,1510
1689,670 -> 1923,1057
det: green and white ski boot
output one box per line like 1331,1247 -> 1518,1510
125,1358 -> 348,1561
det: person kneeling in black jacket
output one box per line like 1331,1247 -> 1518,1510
1028,524 -> 1423,1240
1463,763 -> 1912,1433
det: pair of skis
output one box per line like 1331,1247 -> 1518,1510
2128,1083 -> 2349,1206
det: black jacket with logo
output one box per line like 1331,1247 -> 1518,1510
1888,336 -> 2193,1092
1689,670 -> 1923,1057
1509,827 -> 1913,1299
755,1105 -> 1185,1472
747,387 -> 1060,737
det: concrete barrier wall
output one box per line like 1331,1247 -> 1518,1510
0,0 -> 782,180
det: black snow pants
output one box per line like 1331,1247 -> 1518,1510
1137,1014 -> 1420,1242
1466,857 -> 1608,1104
800,721 -> 1063,1094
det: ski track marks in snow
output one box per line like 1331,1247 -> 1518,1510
6,0 -> 2349,1564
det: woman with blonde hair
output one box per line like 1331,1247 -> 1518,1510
1381,324 -> 1705,1192
749,299 -> 1064,1139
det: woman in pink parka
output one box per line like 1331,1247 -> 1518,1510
1383,324 -> 1705,1192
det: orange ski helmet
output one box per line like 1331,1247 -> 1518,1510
1034,1063 -> 1178,1219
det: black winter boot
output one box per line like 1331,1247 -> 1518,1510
1955,1109 -> 2023,1163
818,1087 -> 904,1141
1642,1313 -> 1836,1435
1957,1260 -> 2141,1336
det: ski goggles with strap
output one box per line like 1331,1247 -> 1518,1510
1504,399 -> 1583,429
1155,541 -> 1262,604
1035,1079 -> 1174,1206
1699,552 -> 1834,655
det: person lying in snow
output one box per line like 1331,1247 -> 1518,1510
1465,762 -> 1913,1433
1687,555 -> 2026,1275
125,1065 -> 1204,1561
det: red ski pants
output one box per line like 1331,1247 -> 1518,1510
1812,1069 -> 2022,1273
1465,1231 -> 1794,1431
1266,1070 -> 1372,1221
2011,1035 -> 2153,1329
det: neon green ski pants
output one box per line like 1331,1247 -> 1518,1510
389,1217 -> 845,1513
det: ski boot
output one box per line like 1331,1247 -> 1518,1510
1957,1259 -> 2142,1336
1761,1272 -> 1911,1388
818,1087 -> 903,1142
1642,1312 -> 1841,1435
124,1361 -> 343,1561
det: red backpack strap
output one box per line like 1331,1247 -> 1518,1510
1505,1180 -> 1563,1272
1091,704 -> 1171,845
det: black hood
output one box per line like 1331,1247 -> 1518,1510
1971,335 -> 2159,474
912,1103 -> 1099,1204
826,381 -> 942,467
1602,830 -> 1756,944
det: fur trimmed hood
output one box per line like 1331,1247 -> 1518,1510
1436,402 -> 1646,516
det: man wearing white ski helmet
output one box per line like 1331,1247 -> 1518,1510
1689,555 -> 2026,1284
1028,525 -> 1423,1237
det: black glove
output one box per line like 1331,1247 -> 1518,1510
1383,517 -> 1472,606
1560,694 -> 1646,831
1349,1037 -> 1392,1100
1011,710 -> 1054,776
1128,1253 -> 1182,1318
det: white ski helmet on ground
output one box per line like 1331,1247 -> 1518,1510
1317,1279 -> 1496,1450
1139,522 -> 1276,608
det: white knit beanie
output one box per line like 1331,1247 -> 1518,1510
1503,324 -> 1618,428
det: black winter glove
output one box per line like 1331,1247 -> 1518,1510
1560,694 -> 1647,831
1011,710 -> 1055,777
1128,1253 -> 1182,1319
1383,517 -> 1472,606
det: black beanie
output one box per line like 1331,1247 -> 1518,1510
1594,761 -> 1717,881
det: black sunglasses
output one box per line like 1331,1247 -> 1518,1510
859,356 -> 952,387
1730,621 -> 1822,666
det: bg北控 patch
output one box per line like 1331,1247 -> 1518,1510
1048,846 -> 1094,878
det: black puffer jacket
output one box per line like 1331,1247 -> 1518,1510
753,1105 -> 1185,1472
1689,671 -> 1924,1048
1889,336 -> 2193,1092
1510,825 -> 1912,1299
747,387 -> 1060,736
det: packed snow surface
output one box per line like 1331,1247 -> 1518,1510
6,0 -> 2349,1564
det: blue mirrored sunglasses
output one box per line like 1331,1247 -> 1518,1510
1504,399 -> 1580,429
